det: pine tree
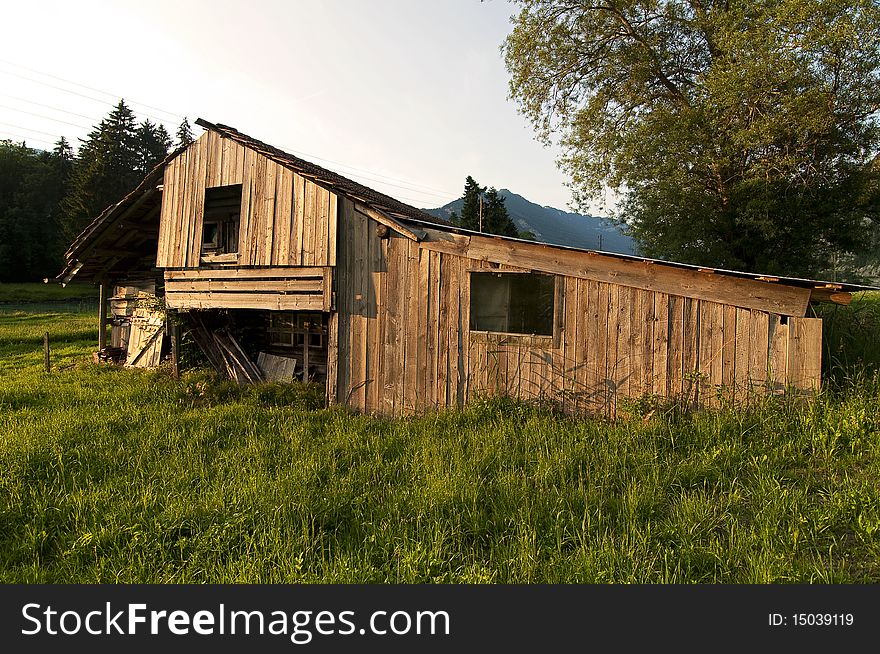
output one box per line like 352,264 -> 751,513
176,117 -> 194,147
62,99 -> 140,240
135,119 -> 172,175
483,187 -> 518,237
456,176 -> 485,231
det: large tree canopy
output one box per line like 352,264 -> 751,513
504,0 -> 880,276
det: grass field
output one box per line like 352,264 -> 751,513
0,282 -> 97,304
1,290 -> 879,583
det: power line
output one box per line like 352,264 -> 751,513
0,68 -> 182,130
0,103 -> 92,130
0,58 -> 184,121
0,62 -> 455,202
0,132 -> 55,148
0,121 -> 66,139
0,92 -> 106,121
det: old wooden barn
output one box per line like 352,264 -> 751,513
56,119 -> 867,417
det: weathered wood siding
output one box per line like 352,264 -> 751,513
156,131 -> 337,269
164,267 -> 331,311
334,198 -> 823,417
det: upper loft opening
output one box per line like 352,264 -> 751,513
201,184 -> 242,260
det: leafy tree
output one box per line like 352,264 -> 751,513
176,117 -> 194,147
0,140 -> 67,281
504,0 -> 880,276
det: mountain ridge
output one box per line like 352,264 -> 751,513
423,189 -> 638,255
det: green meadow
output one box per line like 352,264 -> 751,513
1,287 -> 879,583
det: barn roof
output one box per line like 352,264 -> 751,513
56,118 -> 876,300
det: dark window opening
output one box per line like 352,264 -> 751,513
202,185 -> 241,255
470,272 -> 555,336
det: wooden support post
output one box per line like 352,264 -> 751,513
43,332 -> 50,373
170,320 -> 180,379
98,282 -> 108,351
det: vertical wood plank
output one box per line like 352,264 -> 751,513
652,292 -> 669,398
293,174 -> 305,266
720,305 -> 737,402
749,310 -> 770,393
734,307 -> 752,403
681,298 -> 700,407
327,192 -> 338,267
667,295 -> 684,400
768,314 -> 789,394
788,317 -> 822,394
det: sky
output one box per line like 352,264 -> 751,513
0,0 -> 592,212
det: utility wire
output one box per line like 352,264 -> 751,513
0,69 -> 181,129
0,103 -> 92,130
0,58 -> 184,121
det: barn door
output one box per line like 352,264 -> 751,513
125,306 -> 165,367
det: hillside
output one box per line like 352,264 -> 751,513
424,189 -> 639,255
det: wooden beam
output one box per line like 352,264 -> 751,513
98,282 -> 108,350
419,228 -> 812,317
354,204 -> 425,242
810,288 -> 852,305
165,267 -> 328,280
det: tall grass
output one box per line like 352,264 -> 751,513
1,299 -> 879,583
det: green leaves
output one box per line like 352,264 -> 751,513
504,0 -> 880,277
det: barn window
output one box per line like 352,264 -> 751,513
201,185 -> 241,255
470,272 -> 555,335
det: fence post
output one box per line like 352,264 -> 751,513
98,281 -> 108,351
43,332 -> 50,373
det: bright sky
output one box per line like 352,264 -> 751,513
0,0 -> 588,212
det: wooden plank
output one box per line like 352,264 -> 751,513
274,167 -> 293,265
98,282 -> 108,350
699,301 -> 724,407
355,203 -> 424,242
666,295 -> 684,400
250,154 -> 268,265
205,130 -> 221,187
652,292 -> 669,398
749,310 -> 770,392
420,228 -> 812,316
436,252 -> 449,408
416,248 -> 430,411
788,317 -> 822,393
458,254 -> 470,406
681,298 -> 700,406
156,162 -> 174,268
573,278 -> 589,412
427,250 -> 441,409
605,284 -> 620,417
720,305 -> 737,401
261,159 -> 278,266
188,136 -> 209,267
595,282 -> 610,414
366,213 -> 382,413
166,267 -> 328,280
165,292 -> 326,311
177,146 -> 195,268
350,202 -> 368,411
239,147 -> 256,266
327,192 -> 338,267
165,279 -> 324,293
303,180 -> 315,266
447,248 -> 462,407
767,314 -> 789,394
293,174 -> 305,266
636,289 -> 654,400
734,307 -> 752,403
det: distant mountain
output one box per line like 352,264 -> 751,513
423,189 -> 638,256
